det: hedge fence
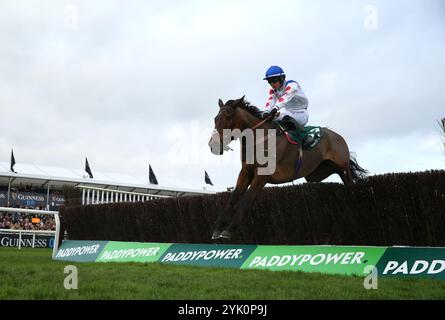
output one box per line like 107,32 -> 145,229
60,170 -> 445,246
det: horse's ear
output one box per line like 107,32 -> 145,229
239,95 -> 245,102
218,99 -> 224,108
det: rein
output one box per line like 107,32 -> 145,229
251,115 -> 273,130
246,114 -> 282,148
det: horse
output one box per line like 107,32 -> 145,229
208,96 -> 367,240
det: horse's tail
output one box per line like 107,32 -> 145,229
349,153 -> 368,183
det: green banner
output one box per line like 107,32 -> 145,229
376,247 -> 445,280
159,243 -> 257,268
97,241 -> 171,263
54,240 -> 108,262
241,245 -> 387,276
53,241 -> 445,281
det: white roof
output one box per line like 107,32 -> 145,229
0,161 -> 227,196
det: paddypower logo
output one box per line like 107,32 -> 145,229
56,244 -> 101,257
247,251 -> 365,267
241,246 -> 386,275
55,241 -> 108,262
376,248 -> 445,280
97,242 -> 171,262
160,244 -> 257,268
382,260 -> 445,275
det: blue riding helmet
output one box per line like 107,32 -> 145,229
263,66 -> 285,80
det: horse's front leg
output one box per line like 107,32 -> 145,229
219,174 -> 269,239
212,167 -> 253,239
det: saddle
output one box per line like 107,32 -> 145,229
276,120 -> 322,149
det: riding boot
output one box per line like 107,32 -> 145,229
282,116 -> 301,131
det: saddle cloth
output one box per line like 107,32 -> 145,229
277,123 -> 323,149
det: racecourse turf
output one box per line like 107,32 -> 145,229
0,248 -> 444,300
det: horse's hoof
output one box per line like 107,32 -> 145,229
219,230 -> 232,239
211,231 -> 221,240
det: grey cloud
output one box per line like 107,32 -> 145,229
1,0 -> 444,187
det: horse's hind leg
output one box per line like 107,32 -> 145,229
305,160 -> 338,182
332,161 -> 353,186
319,128 -> 354,185
338,169 -> 352,185
212,167 -> 253,239
333,157 -> 353,185
342,165 -> 353,185
305,160 -> 352,185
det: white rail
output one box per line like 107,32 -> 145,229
0,207 -> 60,258
78,185 -> 171,205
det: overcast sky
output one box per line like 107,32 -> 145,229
1,0 -> 444,188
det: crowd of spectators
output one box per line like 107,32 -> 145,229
0,205 -> 56,231
0,183 -> 59,231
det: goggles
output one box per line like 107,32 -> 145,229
267,77 -> 282,84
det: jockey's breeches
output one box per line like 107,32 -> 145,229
276,108 -> 309,128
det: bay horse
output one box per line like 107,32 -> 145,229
208,96 -> 367,240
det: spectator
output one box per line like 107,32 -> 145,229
0,211 -> 55,231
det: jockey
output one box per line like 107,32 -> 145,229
262,66 -> 309,132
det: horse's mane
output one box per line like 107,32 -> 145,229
226,99 -> 263,119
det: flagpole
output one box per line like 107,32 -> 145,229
46,182 -> 51,210
7,177 -> 11,207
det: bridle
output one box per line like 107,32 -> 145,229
216,107 -> 280,152
251,114 -> 275,130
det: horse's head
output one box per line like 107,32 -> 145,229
208,96 -> 245,155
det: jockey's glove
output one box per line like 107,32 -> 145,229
269,107 -> 278,117
263,107 -> 278,120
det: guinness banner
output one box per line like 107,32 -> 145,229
0,192 -> 6,206
48,194 -> 65,210
9,191 -> 46,208
0,232 -> 54,248
0,191 -> 64,210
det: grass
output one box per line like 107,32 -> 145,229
0,248 -> 444,300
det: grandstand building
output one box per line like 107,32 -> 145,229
0,161 -> 224,210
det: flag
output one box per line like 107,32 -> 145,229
10,149 -> 16,173
205,171 -> 214,186
85,157 -> 93,179
149,164 -> 158,185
